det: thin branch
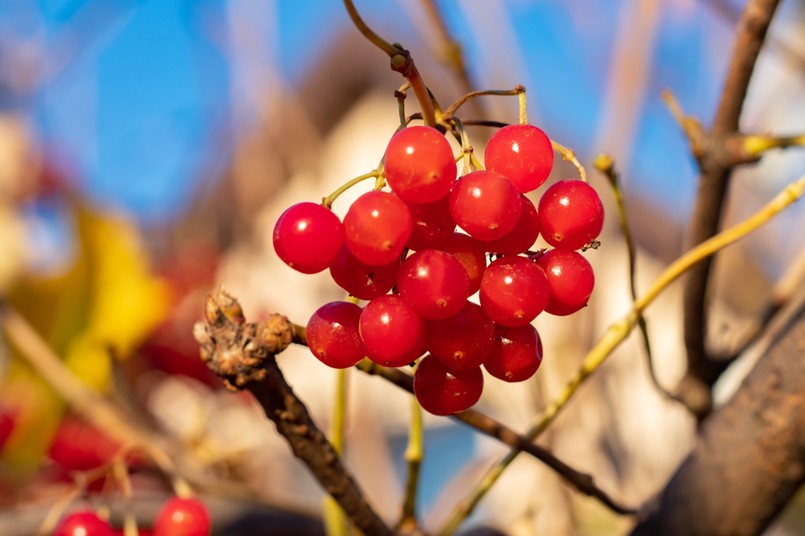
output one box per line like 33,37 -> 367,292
343,0 -> 436,127
194,290 -> 394,536
593,154 -> 675,402
679,0 -> 781,421
354,361 -> 636,516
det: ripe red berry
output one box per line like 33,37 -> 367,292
479,256 -> 550,327
154,497 -> 211,536
329,246 -> 399,300
535,249 -> 595,316
273,202 -> 344,274
448,170 -> 522,241
384,126 -> 457,204
440,232 -> 487,295
404,196 -> 456,251
484,124 -> 554,193
344,191 -> 412,266
54,511 -> 114,536
359,295 -> 426,367
48,416 -> 121,472
484,324 -> 543,382
538,180 -> 604,250
426,301 -> 495,371
306,302 -> 366,368
481,194 -> 540,255
398,249 -> 470,320
414,354 -> 483,416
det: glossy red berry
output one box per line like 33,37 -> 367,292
484,124 -> 554,193
448,170 -> 522,241
398,249 -> 470,320
440,233 -> 487,295
481,194 -> 540,255
414,354 -> 483,416
426,301 -> 495,371
154,497 -> 211,536
48,416 -> 121,472
359,295 -> 426,367
306,302 -> 366,368
535,249 -> 595,316
384,126 -> 457,203
344,191 -> 412,266
480,256 -> 550,327
484,324 -> 543,382
538,180 -> 604,250
273,202 -> 344,274
329,246 -> 399,300
54,511 -> 114,536
405,196 -> 456,251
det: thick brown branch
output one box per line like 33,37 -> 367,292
194,290 -> 393,536
679,0 -> 781,420
631,303 -> 805,536
355,361 -> 636,515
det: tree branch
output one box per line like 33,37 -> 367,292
678,0 -> 781,421
631,302 -> 805,536
193,290 -> 393,536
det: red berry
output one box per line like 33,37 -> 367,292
384,126 -> 457,203
479,256 -> 550,327
154,497 -> 211,536
273,202 -> 344,274
405,196 -> 456,251
414,354 -> 483,416
538,180 -> 604,250
484,324 -> 543,382
484,124 -> 554,193
481,194 -> 540,254
448,170 -> 522,241
536,249 -> 595,316
398,250 -> 470,320
426,302 -> 495,371
359,295 -> 426,367
344,191 -> 412,266
306,302 -> 366,368
48,416 -> 121,472
54,511 -> 114,536
440,233 -> 487,295
329,246 -> 399,300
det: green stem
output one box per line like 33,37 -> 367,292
442,87 -> 523,120
322,169 -> 381,208
593,154 -> 673,400
550,139 -> 588,182
324,368 -> 350,536
517,86 -> 528,124
437,172 -> 805,535
399,393 -> 424,529
744,133 -> 805,157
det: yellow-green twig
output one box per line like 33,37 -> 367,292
399,393 -> 424,530
744,133 -> 805,158
551,139 -> 588,182
324,367 -> 350,536
322,169 -> 382,208
437,172 -> 805,535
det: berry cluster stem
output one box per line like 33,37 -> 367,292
550,139 -> 587,182
437,172 -> 805,535
324,368 -> 351,536
343,0 -> 436,127
322,169 -> 382,209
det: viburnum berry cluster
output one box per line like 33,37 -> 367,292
273,118 -> 603,416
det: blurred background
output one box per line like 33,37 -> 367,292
0,1 -> 803,534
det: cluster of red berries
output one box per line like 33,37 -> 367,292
54,497 -> 210,536
273,123 -> 603,416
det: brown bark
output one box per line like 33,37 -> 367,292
631,305 -> 805,536
680,0 -> 781,419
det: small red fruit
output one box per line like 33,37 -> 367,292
538,180 -> 604,251
54,511 -> 114,536
306,302 -> 366,369
484,124 -> 554,193
273,202 -> 344,274
414,354 -> 483,416
154,497 -> 211,536
384,126 -> 457,204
